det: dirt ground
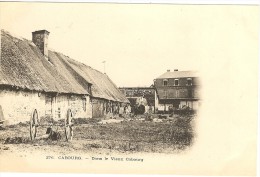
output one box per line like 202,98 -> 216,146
0,114 -> 196,157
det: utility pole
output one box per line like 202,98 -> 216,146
102,61 -> 106,74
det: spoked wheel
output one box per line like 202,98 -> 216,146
65,109 -> 73,141
30,109 -> 38,141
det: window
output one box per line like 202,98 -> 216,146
187,78 -> 192,86
164,90 -> 167,98
174,79 -> 179,86
163,79 -> 168,86
82,98 -> 86,112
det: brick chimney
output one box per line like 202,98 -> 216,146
32,30 -> 50,59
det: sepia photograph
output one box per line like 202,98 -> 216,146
0,1 -> 259,176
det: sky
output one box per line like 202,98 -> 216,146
0,3 -> 258,87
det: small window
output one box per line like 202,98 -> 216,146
187,78 -> 192,86
82,98 -> 86,112
163,79 -> 168,86
174,79 -> 179,86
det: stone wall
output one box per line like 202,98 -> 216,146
0,89 -> 92,125
65,94 -> 92,119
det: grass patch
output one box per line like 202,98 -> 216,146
73,118 -> 101,125
75,115 -> 195,152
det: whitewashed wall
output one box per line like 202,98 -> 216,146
0,89 -> 92,125
0,89 -> 45,124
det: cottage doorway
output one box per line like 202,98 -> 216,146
92,101 -> 102,118
45,94 -> 57,120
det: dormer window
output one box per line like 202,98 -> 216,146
163,79 -> 168,86
174,79 -> 179,86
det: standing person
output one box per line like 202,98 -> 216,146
128,104 -> 132,116
124,105 -> 128,118
119,105 -> 124,117
113,103 -> 118,118
127,104 -> 131,118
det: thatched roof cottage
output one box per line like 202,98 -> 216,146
0,29 -> 128,124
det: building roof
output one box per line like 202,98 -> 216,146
157,70 -> 199,79
56,52 -> 129,102
0,30 -> 128,103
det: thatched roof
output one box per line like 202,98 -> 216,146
54,52 -> 129,102
0,30 -> 128,103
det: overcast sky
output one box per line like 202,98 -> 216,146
0,3 -> 257,87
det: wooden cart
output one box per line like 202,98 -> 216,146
29,109 -> 73,141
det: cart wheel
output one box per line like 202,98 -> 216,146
30,109 -> 38,141
65,109 -> 73,141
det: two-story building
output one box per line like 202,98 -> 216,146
154,69 -> 201,113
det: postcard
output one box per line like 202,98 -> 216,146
0,2 -> 258,176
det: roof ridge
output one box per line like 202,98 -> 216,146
1,29 -> 105,77
157,70 -> 199,79
50,50 -> 106,75
1,29 -> 26,41
1,29 -> 129,103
